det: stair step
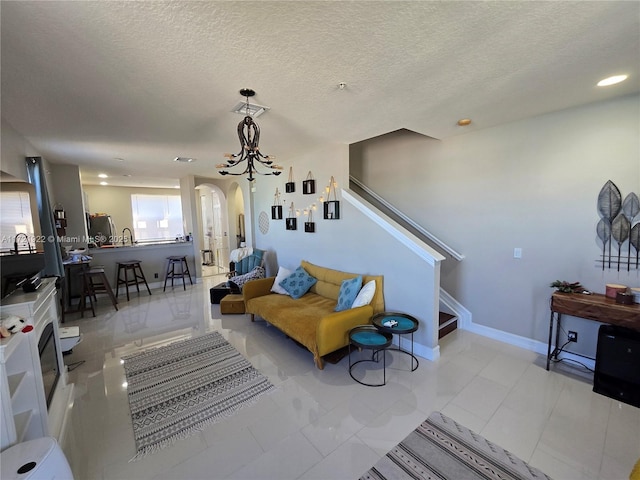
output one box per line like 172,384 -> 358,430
438,312 -> 457,339
439,312 -> 455,326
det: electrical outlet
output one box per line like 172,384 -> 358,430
154,273 -> 159,279
568,331 -> 578,342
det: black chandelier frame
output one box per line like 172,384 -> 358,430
217,89 -> 282,182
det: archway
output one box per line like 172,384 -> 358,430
227,182 -> 246,250
195,183 -> 229,277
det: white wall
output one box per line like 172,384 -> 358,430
353,94 -> 640,357
250,143 -> 441,359
1,118 -> 39,182
49,164 -> 87,248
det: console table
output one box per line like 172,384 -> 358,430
547,292 -> 640,370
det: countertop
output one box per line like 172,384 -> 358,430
88,241 -> 192,253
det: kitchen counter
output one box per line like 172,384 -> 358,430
88,242 -> 196,290
89,240 -> 192,252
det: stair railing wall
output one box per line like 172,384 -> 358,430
349,176 -> 465,261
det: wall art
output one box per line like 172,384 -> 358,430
596,180 -> 639,271
322,176 -> 340,220
303,171 -> 316,195
285,166 -> 295,193
286,202 -> 297,230
271,187 -> 283,220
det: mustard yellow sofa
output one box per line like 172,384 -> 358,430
242,260 -> 385,369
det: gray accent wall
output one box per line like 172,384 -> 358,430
350,94 -> 640,356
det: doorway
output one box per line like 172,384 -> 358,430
197,184 -> 229,277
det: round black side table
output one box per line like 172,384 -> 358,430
372,312 -> 420,371
348,325 -> 393,387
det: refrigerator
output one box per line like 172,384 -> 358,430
88,215 -> 116,246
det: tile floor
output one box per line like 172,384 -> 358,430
60,275 -> 640,480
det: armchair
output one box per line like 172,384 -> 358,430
228,248 -> 265,277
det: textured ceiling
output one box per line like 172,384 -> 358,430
2,1 -> 639,187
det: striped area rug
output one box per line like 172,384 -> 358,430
123,331 -> 275,460
361,411 -> 553,480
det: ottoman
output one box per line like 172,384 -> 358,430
220,294 -> 245,314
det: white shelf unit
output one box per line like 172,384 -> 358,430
0,315 -> 48,450
0,278 -> 70,451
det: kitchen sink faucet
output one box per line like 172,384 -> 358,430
122,228 -> 134,246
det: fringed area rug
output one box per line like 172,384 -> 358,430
360,411 -> 553,480
123,331 -> 275,460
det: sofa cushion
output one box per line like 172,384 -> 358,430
351,279 -> 376,308
271,266 -> 292,295
335,275 -> 362,311
246,292 -> 335,350
300,260 -> 385,314
279,266 -> 317,299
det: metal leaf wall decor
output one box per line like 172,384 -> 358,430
630,223 -> 640,269
622,192 -> 640,270
596,180 -> 639,271
596,218 -> 611,269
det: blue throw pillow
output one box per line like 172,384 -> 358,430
335,275 -> 362,312
279,266 -> 317,299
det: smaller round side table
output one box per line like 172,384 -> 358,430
372,312 -> 420,371
349,325 -> 393,387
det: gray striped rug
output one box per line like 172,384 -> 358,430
123,331 -> 275,460
360,411 -> 552,480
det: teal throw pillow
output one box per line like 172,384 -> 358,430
335,275 -> 362,312
279,266 -> 317,299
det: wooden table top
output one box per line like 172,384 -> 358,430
551,292 -> 640,330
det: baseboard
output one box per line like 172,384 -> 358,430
461,320 -> 596,370
398,335 -> 440,361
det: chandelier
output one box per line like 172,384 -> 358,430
217,89 -> 282,182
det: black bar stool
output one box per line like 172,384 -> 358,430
163,256 -> 193,291
116,260 -> 152,301
80,267 -> 119,317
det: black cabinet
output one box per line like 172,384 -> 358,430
593,325 -> 640,407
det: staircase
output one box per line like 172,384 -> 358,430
439,312 -> 457,339
348,177 -> 464,342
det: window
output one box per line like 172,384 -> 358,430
131,194 -> 183,242
0,191 -> 35,251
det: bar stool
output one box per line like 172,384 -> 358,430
116,260 -> 152,301
163,256 -> 193,291
201,249 -> 214,266
79,267 -> 119,317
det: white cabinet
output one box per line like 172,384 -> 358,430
0,330 -> 48,450
0,278 -> 70,451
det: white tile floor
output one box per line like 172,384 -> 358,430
60,275 -> 640,480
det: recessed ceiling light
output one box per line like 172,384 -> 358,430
174,157 -> 196,163
114,157 -> 124,162
98,173 -> 108,178
457,118 -> 472,126
597,75 -> 628,87
100,181 -> 108,186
